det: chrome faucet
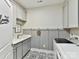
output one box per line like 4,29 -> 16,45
17,34 -> 23,39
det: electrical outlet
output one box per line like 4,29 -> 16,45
43,44 -> 46,48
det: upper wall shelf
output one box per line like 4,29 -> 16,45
16,18 -> 26,26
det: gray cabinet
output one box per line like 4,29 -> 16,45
23,40 -> 28,56
23,38 -> 31,56
17,45 -> 22,59
13,38 -> 31,59
26,38 -> 31,50
13,43 -> 22,59
13,49 -> 17,59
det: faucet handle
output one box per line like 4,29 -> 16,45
17,34 -> 23,39
74,37 -> 78,40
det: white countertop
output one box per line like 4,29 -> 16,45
12,35 -> 31,45
56,43 -> 79,59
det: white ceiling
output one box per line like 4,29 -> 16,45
15,0 -> 65,8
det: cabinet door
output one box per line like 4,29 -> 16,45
23,40 -> 28,56
63,1 -> 69,28
17,45 -> 22,59
31,30 -> 40,48
23,39 -> 31,56
69,0 -> 78,27
13,49 -> 17,59
40,30 -> 49,50
26,38 -> 31,50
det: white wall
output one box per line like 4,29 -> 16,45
23,4 -> 63,29
11,1 -> 26,27
16,3 -> 26,21
11,1 -> 26,39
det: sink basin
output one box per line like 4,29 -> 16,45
55,38 -> 73,43
13,35 -> 31,45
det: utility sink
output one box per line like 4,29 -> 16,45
13,35 -> 31,45
55,38 -> 73,43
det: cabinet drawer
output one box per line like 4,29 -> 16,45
17,46 -> 22,59
23,39 -> 31,56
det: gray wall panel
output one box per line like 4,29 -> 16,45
58,30 -> 70,39
40,30 -> 49,49
31,30 -> 40,48
48,30 -> 58,50
23,29 -> 70,50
